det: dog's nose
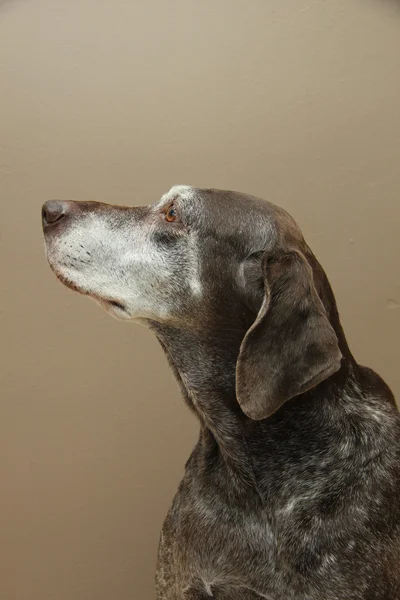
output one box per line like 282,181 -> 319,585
42,200 -> 69,227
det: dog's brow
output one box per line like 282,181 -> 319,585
156,185 -> 194,210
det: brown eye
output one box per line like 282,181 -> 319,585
165,205 -> 179,223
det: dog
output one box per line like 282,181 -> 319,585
42,185 -> 400,599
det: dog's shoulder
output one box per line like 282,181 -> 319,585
358,364 -> 398,408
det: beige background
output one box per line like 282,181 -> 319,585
1,0 -> 400,598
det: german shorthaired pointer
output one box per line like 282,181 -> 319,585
42,186 -> 400,599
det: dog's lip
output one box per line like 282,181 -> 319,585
105,299 -> 126,312
51,269 -> 127,312
47,261 -> 128,314
97,297 -> 128,314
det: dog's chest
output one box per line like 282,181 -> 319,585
156,480 -> 280,599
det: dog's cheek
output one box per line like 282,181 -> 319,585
124,253 -> 199,320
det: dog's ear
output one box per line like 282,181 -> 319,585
236,250 -> 342,420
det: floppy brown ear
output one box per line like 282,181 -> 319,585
236,250 -> 342,420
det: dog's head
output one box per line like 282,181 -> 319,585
42,185 -> 342,419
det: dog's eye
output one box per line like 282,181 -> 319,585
165,205 -> 179,223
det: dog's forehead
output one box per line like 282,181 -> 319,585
157,184 -> 274,220
157,184 -> 195,208
157,185 -> 303,250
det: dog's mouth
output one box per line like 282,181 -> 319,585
106,299 -> 126,311
51,266 -> 129,315
97,297 -> 130,319
101,298 -> 129,315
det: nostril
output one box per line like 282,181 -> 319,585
42,200 -> 68,226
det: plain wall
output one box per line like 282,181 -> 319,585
1,1 -> 399,598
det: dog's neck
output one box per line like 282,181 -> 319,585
150,322 -> 262,497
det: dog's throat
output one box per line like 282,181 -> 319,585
151,325 -> 261,498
